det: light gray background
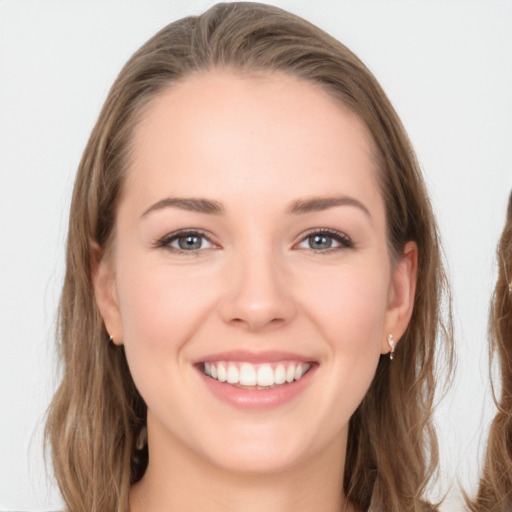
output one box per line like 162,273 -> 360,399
1,1 -> 511,511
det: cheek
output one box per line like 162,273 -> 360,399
299,259 -> 390,354
114,255 -> 218,359
113,256 -> 224,417
287,259 -> 391,441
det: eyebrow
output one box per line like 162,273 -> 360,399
141,195 -> 370,218
141,197 -> 225,217
287,196 -> 371,217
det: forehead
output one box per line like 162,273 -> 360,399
124,70 -> 382,215
133,69 -> 374,150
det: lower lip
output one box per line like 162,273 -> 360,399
198,366 -> 316,410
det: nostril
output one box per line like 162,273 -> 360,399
226,314 -> 287,332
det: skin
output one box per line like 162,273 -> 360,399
94,70 -> 417,512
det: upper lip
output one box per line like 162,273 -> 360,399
194,350 -> 315,364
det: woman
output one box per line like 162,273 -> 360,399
469,193 -> 512,512
45,3 -> 453,511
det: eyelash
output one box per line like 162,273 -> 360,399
154,228 -> 354,254
294,228 -> 354,253
153,229 -> 218,254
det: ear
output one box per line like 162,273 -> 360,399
91,241 -> 124,345
381,241 -> 418,355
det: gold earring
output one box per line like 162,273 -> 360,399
387,334 -> 395,360
109,334 -> 113,343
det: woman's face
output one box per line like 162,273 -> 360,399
95,70 -> 416,475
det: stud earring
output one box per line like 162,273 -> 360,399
108,334 -> 113,343
387,333 -> 395,360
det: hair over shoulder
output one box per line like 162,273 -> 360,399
468,192 -> 512,512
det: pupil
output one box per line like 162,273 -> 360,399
179,235 -> 202,250
310,234 -> 332,249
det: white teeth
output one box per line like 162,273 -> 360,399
239,363 -> 257,386
226,364 -> 239,384
217,363 -> 227,382
203,361 -> 311,387
257,365 -> 274,387
274,364 -> 286,385
286,364 -> 295,383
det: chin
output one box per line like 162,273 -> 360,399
206,445 -> 305,475
191,424 -> 325,476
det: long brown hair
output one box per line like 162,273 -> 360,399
469,193 -> 512,512
45,3 -> 453,511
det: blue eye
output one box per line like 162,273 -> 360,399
306,234 -> 334,250
173,234 -> 208,250
297,229 -> 353,251
156,230 -> 216,252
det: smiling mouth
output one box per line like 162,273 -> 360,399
201,361 -> 312,389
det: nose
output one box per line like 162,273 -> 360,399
219,248 -> 297,332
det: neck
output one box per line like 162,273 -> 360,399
129,421 -> 357,512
